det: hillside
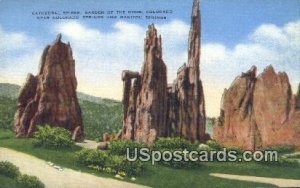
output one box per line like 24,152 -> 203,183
0,83 -> 123,140
0,83 -> 214,139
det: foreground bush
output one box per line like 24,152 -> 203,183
265,145 -> 295,154
33,125 -> 73,148
16,174 -> 44,188
153,137 -> 196,151
206,140 -> 223,150
257,157 -> 299,168
76,148 -> 108,167
76,148 -> 145,176
106,155 -> 145,176
0,161 -> 20,178
109,139 -> 147,156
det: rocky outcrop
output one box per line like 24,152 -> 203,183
14,34 -> 84,141
121,25 -> 168,144
213,65 -> 300,150
120,0 -> 207,144
168,0 -> 207,141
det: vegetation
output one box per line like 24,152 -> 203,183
33,125 -> 74,149
0,161 -> 20,178
0,83 -> 123,140
79,99 -> 122,140
0,160 -> 44,188
16,174 -> 44,188
1,130 -> 300,187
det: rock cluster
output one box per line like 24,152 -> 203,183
213,65 -> 300,150
15,35 -> 84,141
120,0 -> 207,144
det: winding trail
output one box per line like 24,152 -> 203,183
0,147 -> 148,188
210,173 -> 300,187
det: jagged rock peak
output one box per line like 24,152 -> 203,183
145,24 -> 162,59
55,33 -> 62,43
192,0 -> 200,18
15,35 -> 84,141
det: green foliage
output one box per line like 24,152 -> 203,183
16,174 -> 44,188
0,96 -> 16,130
109,139 -> 147,156
76,148 -> 145,176
106,155 -> 145,176
0,161 -> 20,178
206,140 -> 223,150
32,125 -> 73,149
79,99 -> 123,140
258,157 -> 300,168
75,148 -> 108,167
265,145 -> 295,154
153,137 -> 197,151
158,149 -> 201,169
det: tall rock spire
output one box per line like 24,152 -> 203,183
169,0 -> 206,141
15,35 -> 84,141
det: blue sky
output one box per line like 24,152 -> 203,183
0,0 -> 299,116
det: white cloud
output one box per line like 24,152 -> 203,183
54,20 -> 190,98
1,19 -> 299,118
201,20 -> 300,116
0,27 -> 41,84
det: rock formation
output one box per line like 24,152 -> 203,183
213,65 -> 300,150
15,34 -> 84,141
121,25 -> 168,144
120,0 -> 207,144
167,0 -> 207,142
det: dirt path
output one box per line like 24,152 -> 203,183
0,147 -> 148,188
75,140 -> 98,149
210,173 -> 300,187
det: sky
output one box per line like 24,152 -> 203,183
0,0 -> 299,117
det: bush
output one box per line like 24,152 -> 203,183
32,125 -> 73,149
0,161 -> 20,178
158,149 -> 201,169
153,137 -> 196,151
16,174 -> 44,188
206,140 -> 223,150
265,145 -> 295,154
106,155 -> 145,176
258,157 -> 299,168
109,139 -> 147,156
76,149 -> 108,167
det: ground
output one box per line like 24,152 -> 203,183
1,129 -> 300,187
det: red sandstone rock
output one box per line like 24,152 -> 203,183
120,0 -> 206,143
14,34 -> 84,141
133,24 -> 168,144
168,0 -> 206,142
213,65 -> 300,150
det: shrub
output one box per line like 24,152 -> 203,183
258,157 -> 299,168
16,174 -> 44,188
32,125 -> 73,148
76,148 -> 108,167
265,145 -> 295,154
0,161 -> 20,178
106,155 -> 145,176
109,139 -> 147,156
206,140 -> 223,150
158,149 -> 201,169
153,137 -> 196,151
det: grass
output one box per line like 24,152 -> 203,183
2,130 -> 300,187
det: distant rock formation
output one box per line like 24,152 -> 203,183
15,34 -> 84,141
213,65 -> 300,150
120,0 -> 207,144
